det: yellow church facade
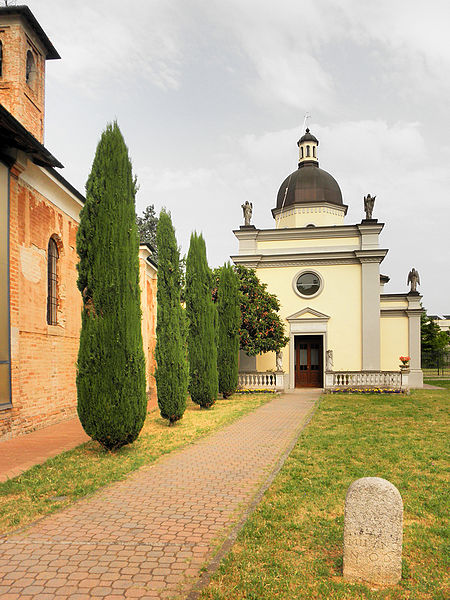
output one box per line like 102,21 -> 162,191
233,129 -> 423,390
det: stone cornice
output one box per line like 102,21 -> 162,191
406,308 -> 425,316
380,293 -> 409,301
231,248 -> 388,268
233,224 -> 364,242
381,293 -> 422,302
381,309 -> 407,317
356,222 -> 385,235
354,249 -> 389,264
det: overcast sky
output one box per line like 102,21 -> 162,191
26,0 -> 449,314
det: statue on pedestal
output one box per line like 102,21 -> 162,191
326,349 -> 333,371
407,268 -> 420,293
363,194 -> 376,220
276,350 -> 283,372
241,201 -> 253,227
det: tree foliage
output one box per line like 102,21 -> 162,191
213,265 -> 288,357
234,265 -> 288,356
217,263 -> 240,398
185,233 -> 218,408
76,122 -> 147,450
136,204 -> 158,260
155,209 -> 189,424
421,311 -> 450,369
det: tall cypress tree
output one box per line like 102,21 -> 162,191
186,233 -> 218,408
217,263 -> 240,398
155,210 -> 188,424
76,122 -> 146,450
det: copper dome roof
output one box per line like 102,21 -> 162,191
298,128 -> 318,144
276,163 -> 344,209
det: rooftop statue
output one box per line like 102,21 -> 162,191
407,268 -> 420,293
363,194 -> 376,220
241,200 -> 253,227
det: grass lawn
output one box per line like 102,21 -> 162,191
200,388 -> 449,600
0,392 -> 274,536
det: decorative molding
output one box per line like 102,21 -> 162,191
234,224 -> 361,242
272,202 -> 348,219
406,309 -> 424,317
287,307 -> 330,321
356,223 -> 385,235
232,248 -> 388,268
355,249 -> 388,264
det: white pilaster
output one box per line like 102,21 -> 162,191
360,258 -> 381,370
406,294 -> 423,388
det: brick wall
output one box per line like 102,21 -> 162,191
0,165 -> 81,440
0,17 -> 46,142
1,166 -> 158,440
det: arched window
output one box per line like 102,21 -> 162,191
306,145 -> 310,157
47,238 -> 58,325
300,146 -> 304,159
26,50 -> 36,86
313,146 -> 316,158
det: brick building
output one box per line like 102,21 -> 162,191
0,6 -> 157,440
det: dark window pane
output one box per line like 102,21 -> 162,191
296,272 -> 321,296
47,238 -> 59,325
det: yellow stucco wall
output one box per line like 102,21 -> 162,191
275,206 -> 345,228
256,350 -> 277,372
380,316 -> 409,371
255,263 -> 362,374
257,237 -> 360,251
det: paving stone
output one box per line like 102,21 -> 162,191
0,391 -> 317,599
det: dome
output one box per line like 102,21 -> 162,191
276,164 -> 343,209
298,128 -> 318,145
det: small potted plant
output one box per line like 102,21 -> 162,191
399,355 -> 410,370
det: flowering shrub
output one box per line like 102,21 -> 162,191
213,265 -> 288,356
399,355 -> 411,365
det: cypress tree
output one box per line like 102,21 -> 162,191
155,210 -> 188,424
217,263 -> 240,398
185,233 -> 218,408
76,122 -> 146,450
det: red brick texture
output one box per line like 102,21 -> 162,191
1,168 -> 157,441
0,391 -> 318,599
0,15 -> 47,142
1,169 -> 82,440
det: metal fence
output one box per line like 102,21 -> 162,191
422,350 -> 450,377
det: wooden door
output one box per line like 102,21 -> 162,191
295,336 -> 323,388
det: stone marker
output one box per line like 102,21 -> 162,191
343,477 -> 403,586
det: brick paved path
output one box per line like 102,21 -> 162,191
0,419 -> 89,482
0,391 -> 318,599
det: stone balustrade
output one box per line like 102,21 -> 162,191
325,370 -> 405,390
238,372 -> 284,390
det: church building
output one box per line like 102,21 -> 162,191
0,6 -> 157,440
233,129 -> 423,390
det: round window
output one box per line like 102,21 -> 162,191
295,271 -> 322,296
